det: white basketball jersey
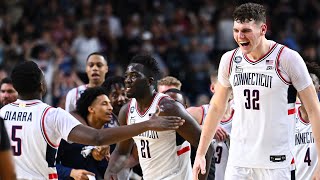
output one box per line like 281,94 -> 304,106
127,93 -> 192,180
294,105 -> 317,180
65,84 -> 87,112
202,104 -> 233,180
0,99 -> 81,179
227,43 -> 297,168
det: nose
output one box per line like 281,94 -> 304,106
239,32 -> 245,39
108,103 -> 113,111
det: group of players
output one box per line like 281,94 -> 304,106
1,2 -> 320,180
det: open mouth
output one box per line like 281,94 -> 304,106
240,42 -> 250,47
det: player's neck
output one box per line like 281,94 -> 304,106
87,116 -> 105,129
299,106 -> 309,123
88,81 -> 103,88
18,93 -> 42,101
136,90 -> 157,112
247,38 -> 270,61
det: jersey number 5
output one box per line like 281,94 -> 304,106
11,125 -> 22,156
244,89 -> 260,110
141,140 -> 151,158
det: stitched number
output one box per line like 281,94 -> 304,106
244,89 -> 260,110
304,147 -> 311,166
11,125 -> 22,156
214,146 -> 223,164
141,140 -> 151,158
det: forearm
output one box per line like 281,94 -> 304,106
309,109 -> 320,158
69,121 -> 150,146
0,151 -> 16,180
106,150 -> 130,174
197,102 -> 224,156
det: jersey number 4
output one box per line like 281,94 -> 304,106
141,140 -> 151,158
244,89 -> 260,110
304,147 -> 311,166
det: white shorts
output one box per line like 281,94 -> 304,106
224,165 -> 292,180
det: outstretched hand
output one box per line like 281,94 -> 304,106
148,106 -> 185,131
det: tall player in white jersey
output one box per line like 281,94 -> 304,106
294,63 -> 320,180
105,54 -> 214,180
65,52 -> 108,112
0,61 -> 184,179
193,3 -> 320,180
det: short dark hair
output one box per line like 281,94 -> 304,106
101,76 -> 125,95
76,87 -> 108,120
233,3 -> 266,23
306,61 -> 320,80
11,61 -> 42,95
86,52 -> 108,64
0,77 -> 13,86
130,54 -> 160,78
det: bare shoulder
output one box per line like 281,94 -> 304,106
186,106 -> 203,124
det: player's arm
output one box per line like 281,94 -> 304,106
0,119 -> 16,180
186,106 -> 203,124
67,103 -> 184,146
298,85 -> 320,178
104,104 -> 135,179
160,98 -> 213,180
193,83 -> 232,179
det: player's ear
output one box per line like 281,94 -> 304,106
148,77 -> 154,85
260,23 -> 267,35
88,106 -> 94,113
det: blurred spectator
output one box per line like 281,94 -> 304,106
0,77 -> 18,108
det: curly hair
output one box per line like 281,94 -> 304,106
11,61 -> 42,95
306,60 -> 320,81
233,3 -> 266,23
101,76 -> 125,95
76,87 -> 108,121
130,53 -> 160,78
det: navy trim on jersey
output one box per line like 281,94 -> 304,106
135,93 -> 160,117
46,144 -> 58,167
228,48 -> 239,77
175,132 -> 185,146
243,43 -> 278,65
287,85 -> 297,104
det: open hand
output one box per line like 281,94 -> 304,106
70,169 -> 95,180
148,106 -> 185,131
214,126 -> 228,141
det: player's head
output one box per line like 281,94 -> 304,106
11,61 -> 47,97
76,87 -> 113,125
125,54 -> 160,98
157,76 -> 182,93
163,88 -> 187,108
233,3 -> 267,54
0,77 -> 18,105
102,76 -> 129,115
86,52 -> 108,86
306,61 -> 320,93
209,70 -> 218,93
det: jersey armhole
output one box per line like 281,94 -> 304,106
275,46 -> 291,85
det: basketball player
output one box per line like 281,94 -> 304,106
193,3 -> 320,180
0,77 -> 18,108
163,88 -> 187,108
294,63 -> 320,180
0,117 -> 16,180
157,76 -> 182,93
65,52 -> 108,112
105,54 -> 214,180
0,61 -> 184,179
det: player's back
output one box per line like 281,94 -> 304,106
0,99 -> 80,180
294,105 -> 317,180
127,93 -> 192,180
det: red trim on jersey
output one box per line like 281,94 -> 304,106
244,43 -> 277,63
298,106 -> 309,124
136,93 -> 159,117
287,108 -> 295,115
126,99 -> 132,125
177,146 -> 191,156
291,158 -> 295,164
200,105 -> 205,125
221,109 -> 234,123
48,173 -> 58,179
11,101 -> 41,107
41,107 -> 58,148
228,48 -> 238,76
275,46 -> 291,84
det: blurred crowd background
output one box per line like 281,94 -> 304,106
0,0 -> 319,107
